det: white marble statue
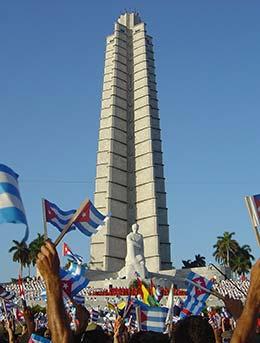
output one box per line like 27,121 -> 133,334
118,223 -> 148,279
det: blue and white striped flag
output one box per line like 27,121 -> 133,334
0,164 -> 29,240
60,262 -> 89,297
44,198 -> 108,237
132,300 -> 168,333
180,272 -> 213,318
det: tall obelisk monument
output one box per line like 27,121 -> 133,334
90,12 -> 172,273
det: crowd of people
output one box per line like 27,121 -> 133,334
0,240 -> 259,342
2,274 -> 251,305
213,279 -> 250,301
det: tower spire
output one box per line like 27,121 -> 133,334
90,14 -> 172,273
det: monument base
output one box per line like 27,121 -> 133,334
85,265 -> 229,289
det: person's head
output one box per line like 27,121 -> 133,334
172,316 -> 215,343
129,331 -> 170,343
132,223 -> 139,233
81,328 -> 112,343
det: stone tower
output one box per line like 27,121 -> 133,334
90,12 -> 172,273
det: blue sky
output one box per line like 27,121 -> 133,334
1,1 -> 260,281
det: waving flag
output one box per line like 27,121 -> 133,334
70,199 -> 108,236
180,297 -> 207,318
29,334 -> 51,343
63,243 -> 83,264
245,194 -> 260,246
60,262 -> 89,297
44,199 -> 76,233
185,272 -> 213,302
0,164 -> 29,241
245,194 -> 260,227
180,272 -> 213,318
44,199 -> 107,237
134,300 -> 168,333
0,285 -> 16,302
41,263 -> 89,300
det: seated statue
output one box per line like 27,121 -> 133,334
118,223 -> 148,279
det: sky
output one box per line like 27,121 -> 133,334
1,1 -> 260,282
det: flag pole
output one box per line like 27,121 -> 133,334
245,196 -> 260,247
135,305 -> 141,332
54,198 -> 89,247
41,198 -> 48,240
166,284 -> 174,339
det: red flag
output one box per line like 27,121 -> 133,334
18,274 -> 25,299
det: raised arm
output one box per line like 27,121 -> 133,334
36,240 -> 72,343
231,259 -> 260,343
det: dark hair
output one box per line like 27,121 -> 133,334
172,316 -> 215,343
81,329 -> 112,343
129,331 -> 170,343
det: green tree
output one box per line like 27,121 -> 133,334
9,240 -> 30,276
29,233 -> 45,266
238,244 -> 254,265
182,255 -> 206,268
230,244 -> 254,276
194,254 -> 206,267
181,259 -> 193,269
213,232 -> 239,267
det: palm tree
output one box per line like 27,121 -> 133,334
194,254 -> 206,267
230,244 -> 254,276
230,255 -> 251,276
182,260 -> 193,269
238,244 -> 254,265
9,240 -> 30,276
213,232 -> 239,267
29,233 -> 45,266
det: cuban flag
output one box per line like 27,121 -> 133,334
44,199 -> 108,237
41,263 -> 89,300
180,272 -> 213,318
59,262 -> 89,297
63,242 -> 83,264
133,300 -> 168,333
29,334 -> 51,343
0,164 -> 29,241
245,194 -> 260,227
44,199 -> 76,233
179,296 -> 206,318
141,306 -> 168,332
